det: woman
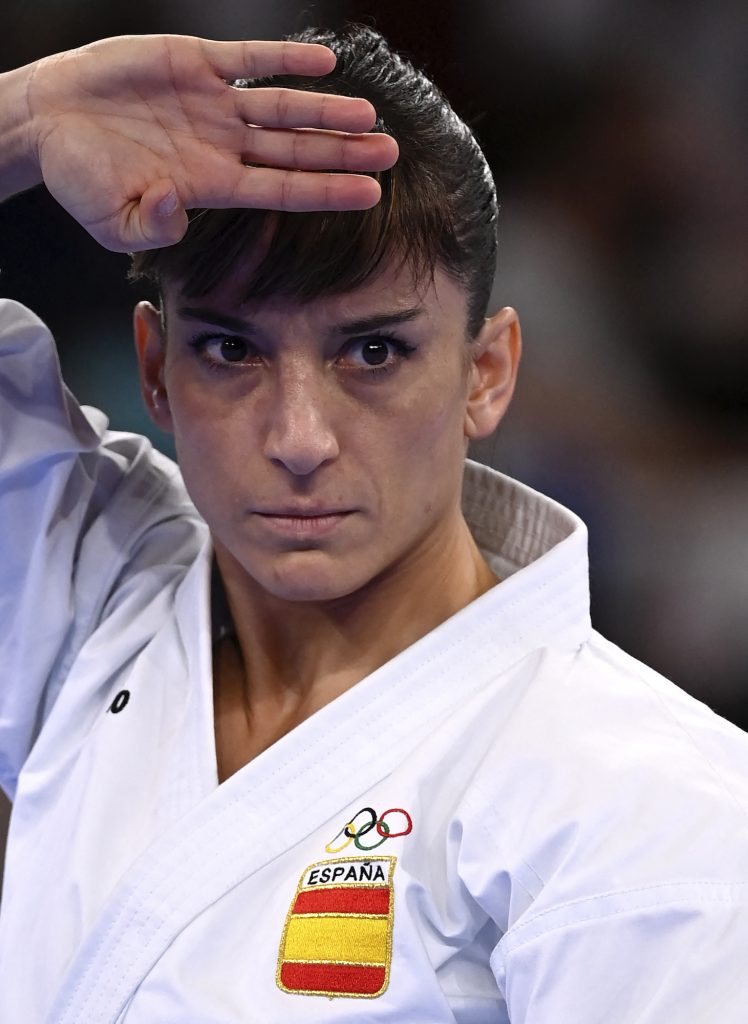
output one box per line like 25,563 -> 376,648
1,25 -> 747,1023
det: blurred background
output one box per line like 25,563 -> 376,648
1,0 -> 747,881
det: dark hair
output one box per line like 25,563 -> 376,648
129,25 -> 498,338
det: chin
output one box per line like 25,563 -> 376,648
247,554 -> 370,605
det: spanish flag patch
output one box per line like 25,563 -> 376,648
276,855 -> 396,999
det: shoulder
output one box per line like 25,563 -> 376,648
0,297 -> 48,336
499,630 -> 748,800
461,634 -> 748,898
568,631 -> 748,809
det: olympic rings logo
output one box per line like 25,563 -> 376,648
325,806 -> 413,854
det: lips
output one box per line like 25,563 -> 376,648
256,509 -> 351,518
254,510 -> 352,538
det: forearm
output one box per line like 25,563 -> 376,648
0,63 -> 42,202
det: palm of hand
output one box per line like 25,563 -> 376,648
28,35 -> 396,251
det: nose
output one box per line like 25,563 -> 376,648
261,367 -> 340,475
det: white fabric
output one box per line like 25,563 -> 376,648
1,297 -> 747,1023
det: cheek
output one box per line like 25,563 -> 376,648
165,379 -> 245,515
361,377 -> 468,511
167,359 -> 246,446
391,372 -> 468,451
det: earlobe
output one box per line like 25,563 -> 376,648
463,306 -> 522,441
133,300 -> 173,433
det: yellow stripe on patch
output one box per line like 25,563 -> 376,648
283,914 -> 389,965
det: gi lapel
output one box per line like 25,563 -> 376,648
47,468 -> 590,1024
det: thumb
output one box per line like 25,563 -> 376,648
128,179 -> 189,251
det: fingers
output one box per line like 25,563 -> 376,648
201,165 -> 384,213
102,166 -> 386,253
233,86 -> 377,133
104,179 -> 189,253
139,179 -> 189,247
243,126 -> 399,173
198,38 -> 338,81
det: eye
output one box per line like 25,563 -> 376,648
355,338 -> 391,367
188,332 -> 255,368
342,335 -> 417,376
215,337 -> 249,363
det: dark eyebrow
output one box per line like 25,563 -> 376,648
175,305 -> 425,336
331,308 -> 425,335
177,307 -> 256,334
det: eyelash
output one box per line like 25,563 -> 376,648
187,332 -> 417,379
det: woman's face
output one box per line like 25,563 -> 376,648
135,256 -> 518,605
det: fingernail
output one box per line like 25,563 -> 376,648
157,188 -> 179,218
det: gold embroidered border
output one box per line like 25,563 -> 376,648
276,855 -> 396,999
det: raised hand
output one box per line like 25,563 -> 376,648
14,34 -> 399,251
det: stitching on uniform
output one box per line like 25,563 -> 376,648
60,621 -> 538,1017
500,880 -> 748,956
60,521 -> 588,1019
275,855 -> 395,999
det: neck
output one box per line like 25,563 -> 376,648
213,514 -> 499,720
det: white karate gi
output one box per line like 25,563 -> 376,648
1,298 -> 748,1023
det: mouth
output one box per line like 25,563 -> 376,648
257,511 -> 351,518
254,511 -> 353,536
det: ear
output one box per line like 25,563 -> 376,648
463,306 -> 522,442
133,300 -> 174,433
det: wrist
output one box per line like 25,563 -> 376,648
0,62 -> 44,201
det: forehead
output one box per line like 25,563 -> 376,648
163,252 -> 469,330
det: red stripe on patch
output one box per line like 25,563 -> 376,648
280,961 -> 387,995
292,886 -> 390,916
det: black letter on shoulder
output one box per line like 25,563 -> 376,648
109,690 -> 131,714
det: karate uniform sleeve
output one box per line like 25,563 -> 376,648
477,645 -> 748,1022
492,883 -> 748,1022
0,300 -> 203,797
